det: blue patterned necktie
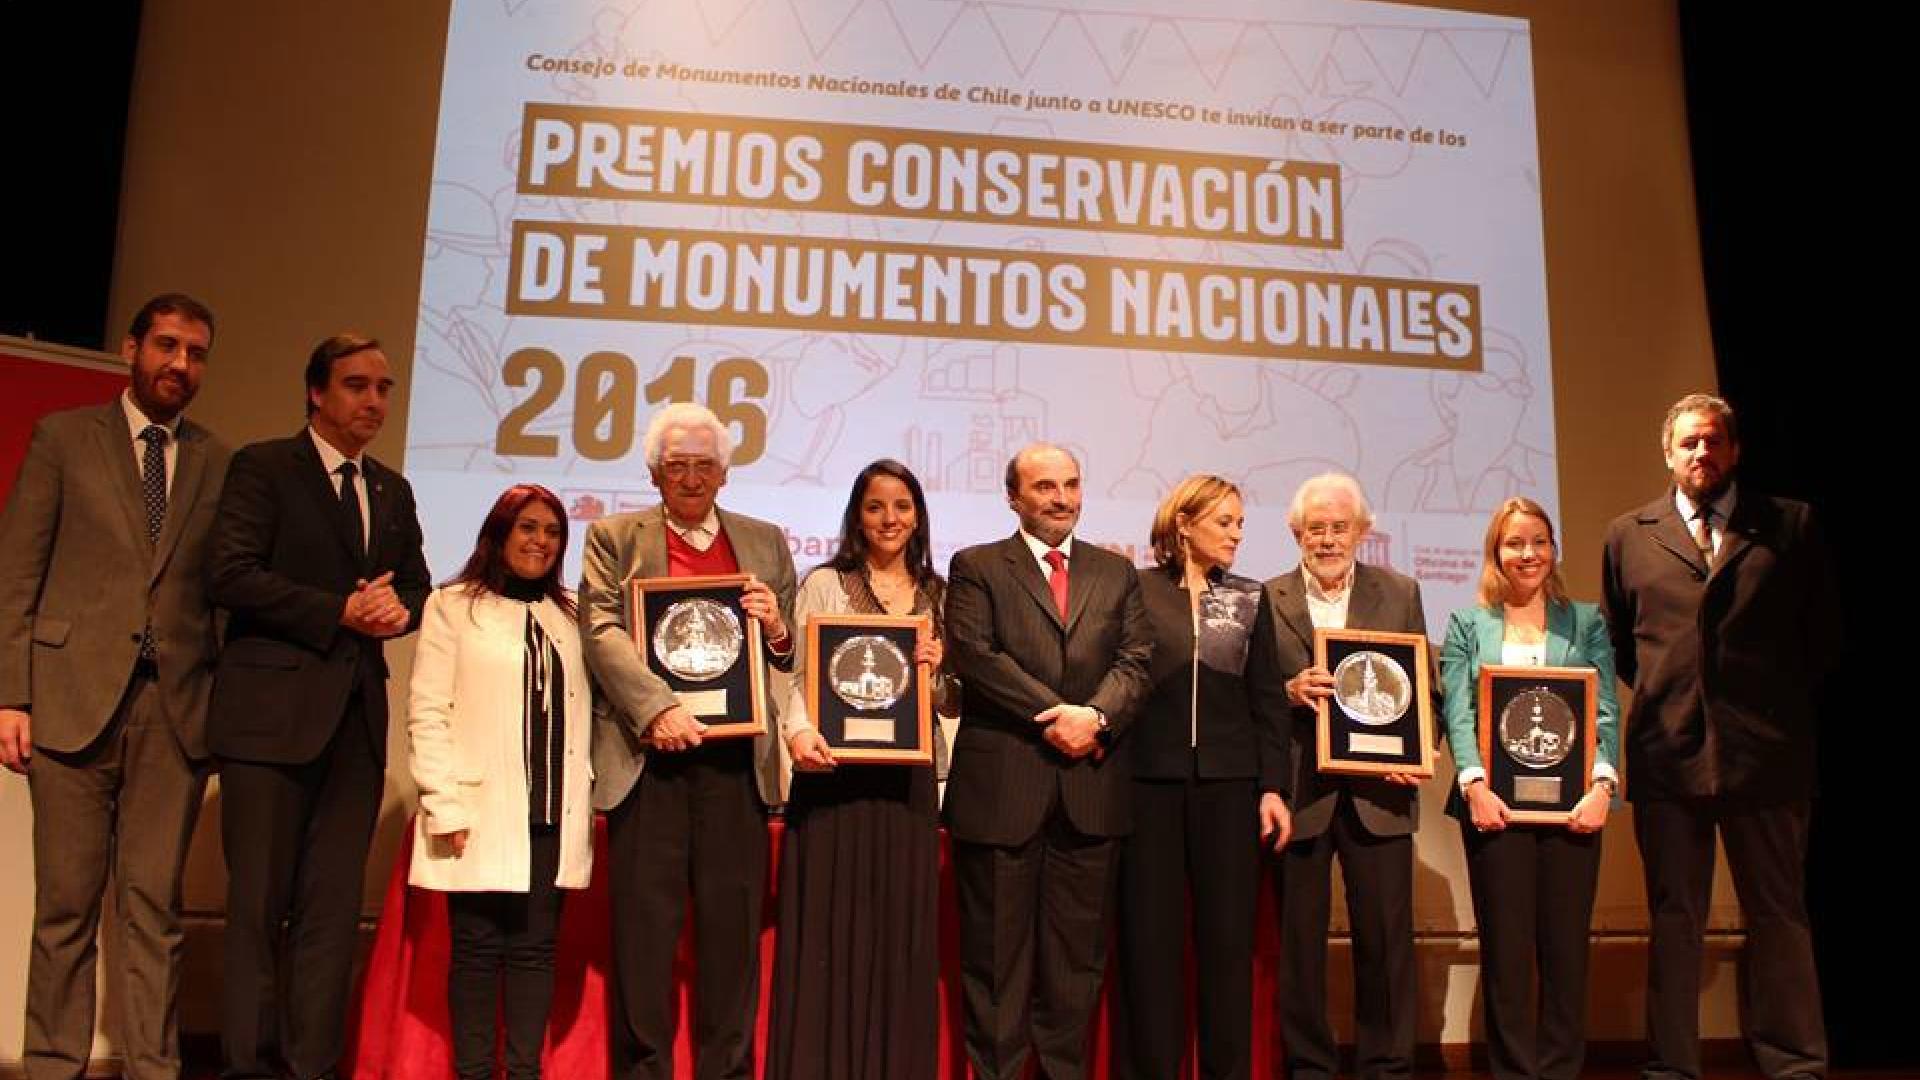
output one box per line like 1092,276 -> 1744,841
139,425 -> 167,662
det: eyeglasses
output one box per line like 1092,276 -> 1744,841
659,458 -> 721,480
1302,522 -> 1353,540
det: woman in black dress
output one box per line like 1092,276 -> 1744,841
766,459 -> 947,1080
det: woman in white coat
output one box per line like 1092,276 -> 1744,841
407,484 -> 593,1080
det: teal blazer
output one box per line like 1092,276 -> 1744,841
1439,599 -> 1621,801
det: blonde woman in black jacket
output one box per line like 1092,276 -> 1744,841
1117,474 -> 1291,1080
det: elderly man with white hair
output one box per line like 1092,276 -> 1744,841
1262,472 -> 1431,1080
580,401 -> 797,1080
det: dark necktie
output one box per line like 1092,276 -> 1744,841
1044,548 -> 1069,620
139,425 -> 167,544
1690,506 -> 1714,566
138,426 -> 167,663
338,460 -> 366,563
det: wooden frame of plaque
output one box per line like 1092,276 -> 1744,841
1313,627 -> 1436,778
803,613 -> 934,765
1476,665 -> 1598,825
627,573 -> 766,740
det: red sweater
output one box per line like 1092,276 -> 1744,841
665,521 -> 740,577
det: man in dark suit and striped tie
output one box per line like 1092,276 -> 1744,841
944,443 -> 1154,1080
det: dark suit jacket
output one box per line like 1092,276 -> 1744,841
205,431 -> 429,766
1600,489 -> 1840,803
0,401 -> 230,756
1133,565 -> 1290,787
1264,561 -> 1433,840
943,534 -> 1153,845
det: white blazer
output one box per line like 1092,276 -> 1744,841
407,586 -> 594,891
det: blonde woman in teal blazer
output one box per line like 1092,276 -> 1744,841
1440,497 -> 1620,1080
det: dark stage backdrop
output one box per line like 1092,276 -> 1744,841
1678,2 -> 1906,1068
0,4 -> 141,347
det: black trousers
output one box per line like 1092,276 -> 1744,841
219,702 -> 385,1080
1459,820 -> 1602,1080
1117,775 -> 1258,1080
447,825 -> 564,1080
953,804 -> 1120,1080
1634,798 -> 1825,1080
606,740 -> 767,1080
1275,793 -> 1416,1080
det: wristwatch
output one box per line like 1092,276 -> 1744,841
1091,706 -> 1112,747
1592,776 -> 1618,797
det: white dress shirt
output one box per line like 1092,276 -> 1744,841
1301,564 -> 1355,631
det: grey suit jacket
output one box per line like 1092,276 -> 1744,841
1264,561 -> 1433,840
0,400 -> 229,756
580,504 -> 797,810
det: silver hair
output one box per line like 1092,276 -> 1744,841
641,401 -> 733,468
1287,472 -> 1374,531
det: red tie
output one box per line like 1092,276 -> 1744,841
1045,548 -> 1069,620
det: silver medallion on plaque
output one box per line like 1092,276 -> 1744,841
1499,689 -> 1576,769
829,634 -> 911,711
1332,651 -> 1412,726
651,598 -> 743,682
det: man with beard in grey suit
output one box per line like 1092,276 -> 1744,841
0,294 -> 229,1080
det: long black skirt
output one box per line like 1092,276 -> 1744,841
766,764 -> 940,1080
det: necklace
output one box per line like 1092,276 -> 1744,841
869,568 -> 914,613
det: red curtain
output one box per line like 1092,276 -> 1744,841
0,346 -> 125,504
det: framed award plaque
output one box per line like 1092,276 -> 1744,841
1313,628 -> 1435,778
1476,665 -> 1597,824
627,573 -> 766,739
803,613 -> 933,764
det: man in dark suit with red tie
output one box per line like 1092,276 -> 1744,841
1602,393 -> 1840,1080
943,443 -> 1154,1080
207,333 -> 430,1080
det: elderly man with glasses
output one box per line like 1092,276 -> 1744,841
580,401 -> 797,1080
1261,472 -> 1433,1080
